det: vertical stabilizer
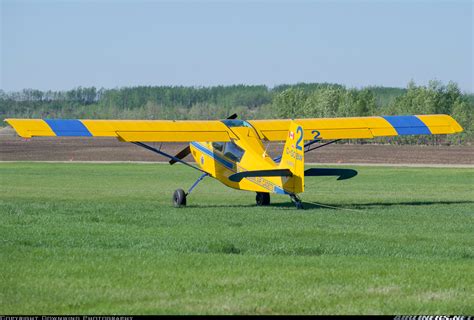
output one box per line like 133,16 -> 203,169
279,121 -> 305,193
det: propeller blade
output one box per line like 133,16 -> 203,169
169,145 -> 191,165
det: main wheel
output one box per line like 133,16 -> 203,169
256,192 -> 270,206
173,189 -> 187,207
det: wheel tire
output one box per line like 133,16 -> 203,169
173,189 -> 187,207
256,192 -> 270,206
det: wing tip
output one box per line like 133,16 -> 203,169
448,116 -> 464,133
4,118 -> 33,138
417,114 -> 464,134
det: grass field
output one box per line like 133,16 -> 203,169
0,162 -> 473,314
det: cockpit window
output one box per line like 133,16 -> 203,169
212,142 -> 224,152
223,141 -> 245,162
221,119 -> 253,128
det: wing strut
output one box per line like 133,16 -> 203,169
305,139 -> 341,153
132,142 -> 206,173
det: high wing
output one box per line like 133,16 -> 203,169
4,119 -> 237,142
5,114 -> 463,142
249,115 -> 463,141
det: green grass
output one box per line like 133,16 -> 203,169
0,162 -> 473,314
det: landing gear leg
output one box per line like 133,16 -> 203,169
256,192 -> 270,206
290,194 -> 304,210
172,173 -> 208,208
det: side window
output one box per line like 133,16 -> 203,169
223,141 -> 245,162
212,142 -> 224,152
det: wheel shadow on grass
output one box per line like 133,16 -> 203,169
186,202 -> 298,210
185,204 -> 257,209
185,200 -> 474,211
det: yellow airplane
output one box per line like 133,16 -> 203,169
5,114 -> 463,209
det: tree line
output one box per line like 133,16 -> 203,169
0,81 -> 471,144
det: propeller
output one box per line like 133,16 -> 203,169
169,113 -> 237,165
168,145 -> 192,165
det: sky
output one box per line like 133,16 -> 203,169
1,0 -> 473,92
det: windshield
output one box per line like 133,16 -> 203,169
221,119 -> 253,128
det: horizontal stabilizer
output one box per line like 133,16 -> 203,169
304,168 -> 358,180
229,169 -> 293,182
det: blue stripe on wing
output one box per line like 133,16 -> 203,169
382,115 -> 431,135
44,119 -> 92,137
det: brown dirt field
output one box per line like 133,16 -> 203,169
1,127 -> 472,164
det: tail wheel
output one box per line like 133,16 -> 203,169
256,192 -> 270,206
290,194 -> 304,210
173,189 -> 187,207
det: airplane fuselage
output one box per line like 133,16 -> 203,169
189,120 -> 290,195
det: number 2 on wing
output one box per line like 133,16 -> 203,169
296,126 -> 303,151
312,130 -> 320,140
